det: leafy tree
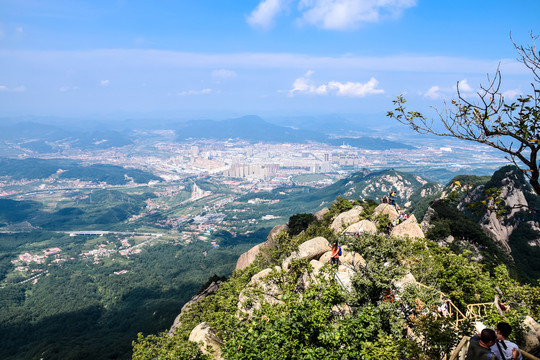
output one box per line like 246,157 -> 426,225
388,33 -> 540,194
287,213 -> 316,236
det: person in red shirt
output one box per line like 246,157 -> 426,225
331,240 -> 341,268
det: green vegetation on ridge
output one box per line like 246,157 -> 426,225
133,197 -> 540,359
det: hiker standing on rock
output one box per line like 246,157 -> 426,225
389,191 -> 396,207
331,240 -> 341,268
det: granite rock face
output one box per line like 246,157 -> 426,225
390,215 -> 425,239
188,322 -> 223,359
282,237 -> 331,270
235,224 -> 289,270
373,203 -> 399,222
330,206 -> 363,233
344,219 -> 377,234
169,281 -> 221,335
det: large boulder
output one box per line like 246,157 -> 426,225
319,251 -> 332,264
267,224 -> 289,243
169,281 -> 221,335
310,259 -> 325,274
235,224 -> 288,270
314,207 -> 329,221
188,322 -> 223,359
341,250 -> 366,270
344,219 -> 377,234
330,206 -> 363,233
235,243 -> 264,271
282,237 -> 331,270
373,203 -> 399,222
523,315 -> 540,351
393,272 -> 418,295
335,266 -> 355,291
238,268 -> 283,316
390,215 -> 425,239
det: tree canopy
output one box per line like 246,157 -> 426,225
387,33 -> 540,194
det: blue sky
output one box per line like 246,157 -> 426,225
0,0 -> 538,120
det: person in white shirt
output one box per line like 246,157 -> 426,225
490,322 -> 522,360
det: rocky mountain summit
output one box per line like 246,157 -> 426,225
134,194 -> 540,360
420,166 -> 540,280
176,205 -> 427,359
133,171 -> 540,360
461,166 -> 535,251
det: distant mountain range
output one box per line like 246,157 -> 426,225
0,121 -> 132,151
0,115 -> 413,151
175,115 -> 414,150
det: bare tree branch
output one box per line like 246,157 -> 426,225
388,33 -> 540,195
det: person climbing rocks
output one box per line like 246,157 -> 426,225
331,240 -> 341,268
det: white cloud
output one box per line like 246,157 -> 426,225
502,89 -> 521,100
298,0 -> 417,30
328,77 -> 384,96
100,79 -> 110,86
289,70 -> 327,95
177,88 -> 212,96
0,84 -> 26,92
424,79 -> 475,99
247,0 -> 290,29
212,69 -> 237,78
289,70 -> 383,97
458,79 -> 473,93
424,86 -> 442,99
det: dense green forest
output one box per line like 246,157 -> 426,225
0,238 -> 263,360
0,189 -> 155,230
0,158 -> 161,184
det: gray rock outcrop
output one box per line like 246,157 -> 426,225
235,224 -> 288,270
188,322 -> 223,359
523,315 -> 540,351
169,281 -> 221,335
314,207 -> 329,221
390,215 -> 425,239
267,224 -> 289,243
344,219 -> 377,234
373,203 -> 399,222
330,206 -> 363,233
235,244 -> 264,271
282,237 -> 331,269
238,268 -> 283,316
420,206 -> 436,233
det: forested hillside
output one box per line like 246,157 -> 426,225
0,158 -> 161,184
